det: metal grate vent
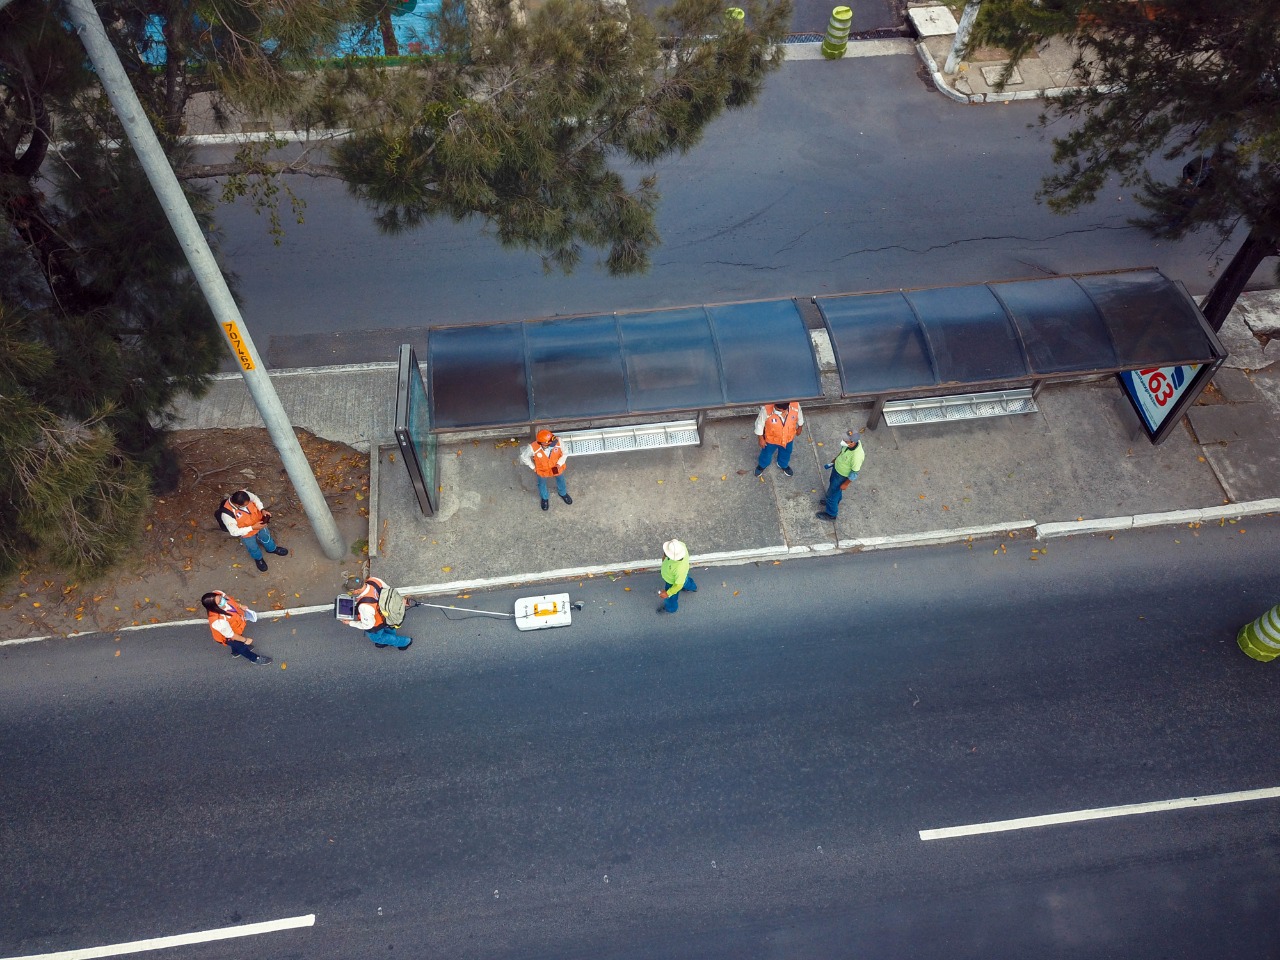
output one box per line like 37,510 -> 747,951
560,420 -> 701,456
882,389 -> 1037,426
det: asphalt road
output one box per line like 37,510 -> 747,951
206,53 -> 1240,367
3,518 -> 1279,959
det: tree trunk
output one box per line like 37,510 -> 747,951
379,8 -> 399,57
1200,227 -> 1277,332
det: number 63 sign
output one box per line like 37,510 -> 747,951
1119,363 -> 1205,443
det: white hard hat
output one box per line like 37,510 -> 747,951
662,539 -> 687,561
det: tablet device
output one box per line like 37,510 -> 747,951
334,596 -> 356,620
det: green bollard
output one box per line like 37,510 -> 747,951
1238,603 -> 1280,662
822,6 -> 853,59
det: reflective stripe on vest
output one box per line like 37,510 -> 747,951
532,441 -> 566,478
207,593 -> 247,643
354,579 -> 385,627
223,497 -> 264,534
762,405 -> 800,446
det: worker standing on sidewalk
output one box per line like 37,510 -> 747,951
201,590 -> 272,664
754,401 -> 805,477
520,430 -> 574,512
657,539 -> 698,614
815,430 -> 865,522
217,489 -> 289,572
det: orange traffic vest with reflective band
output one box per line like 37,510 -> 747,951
354,577 -> 387,627
223,496 -> 264,535
762,404 -> 800,446
531,440 -> 566,478
207,592 -> 247,644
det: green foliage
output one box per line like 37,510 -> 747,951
969,0 -> 1280,258
325,0 -> 791,274
0,307 -> 151,577
0,0 -> 790,573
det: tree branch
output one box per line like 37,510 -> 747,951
176,160 -> 344,180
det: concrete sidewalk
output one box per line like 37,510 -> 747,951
170,294 -> 1280,601
907,1 -> 1082,105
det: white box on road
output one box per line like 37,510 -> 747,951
514,593 -> 573,631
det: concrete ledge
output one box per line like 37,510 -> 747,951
1131,509 -> 1203,528
1200,499 -> 1280,521
1037,517 -> 1133,538
842,521 -> 1033,551
916,42 -> 979,104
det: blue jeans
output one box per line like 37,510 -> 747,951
367,624 -> 412,647
227,639 -> 267,662
822,470 -> 857,518
757,441 -> 795,470
240,526 -> 278,561
662,575 -> 698,612
537,474 -> 569,500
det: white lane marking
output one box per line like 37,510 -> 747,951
920,786 -> 1280,841
2,914 -> 316,960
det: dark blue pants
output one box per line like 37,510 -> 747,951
822,470 -> 857,518
662,575 -> 698,612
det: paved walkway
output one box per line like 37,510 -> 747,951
169,293 -> 1280,602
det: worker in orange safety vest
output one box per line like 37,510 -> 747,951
753,401 -> 805,477
201,590 -> 272,664
519,429 -> 574,512
217,488 -> 289,573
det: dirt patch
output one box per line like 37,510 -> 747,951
0,428 -> 370,641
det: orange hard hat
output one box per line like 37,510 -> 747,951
536,429 -> 554,444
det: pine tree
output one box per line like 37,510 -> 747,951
969,0 -> 1280,329
1,0 -> 790,573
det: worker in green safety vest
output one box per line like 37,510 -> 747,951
657,538 -> 698,614
816,430 -> 865,522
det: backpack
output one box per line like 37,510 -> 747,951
213,500 -> 233,532
360,579 -> 409,627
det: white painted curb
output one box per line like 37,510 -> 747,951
6,501 -> 1277,645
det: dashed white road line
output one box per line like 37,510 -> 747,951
2,914 -> 315,960
919,786 -> 1280,841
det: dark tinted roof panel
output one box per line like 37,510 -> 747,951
617,307 -> 724,412
817,292 -> 936,393
1076,271 -> 1215,365
429,323 -> 528,429
991,276 -> 1119,373
707,300 -> 821,404
906,284 -> 1029,383
526,315 -> 626,421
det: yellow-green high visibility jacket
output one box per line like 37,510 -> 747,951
661,555 -> 691,595
834,442 -> 865,478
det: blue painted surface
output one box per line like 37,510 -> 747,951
140,3 -> 442,65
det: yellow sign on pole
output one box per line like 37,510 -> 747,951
222,321 -> 255,370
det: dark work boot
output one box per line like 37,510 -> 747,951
541,499 -> 549,511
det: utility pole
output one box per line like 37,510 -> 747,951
63,0 -> 346,561
944,2 -> 981,76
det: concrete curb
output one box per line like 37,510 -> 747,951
1036,499 -> 1280,540
9,500 -> 1277,645
914,39 -> 1087,104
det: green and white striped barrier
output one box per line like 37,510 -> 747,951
1238,603 -> 1280,662
822,6 -> 853,59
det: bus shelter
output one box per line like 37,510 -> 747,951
816,268 -> 1226,443
397,268 -> 1226,515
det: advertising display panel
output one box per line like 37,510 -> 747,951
394,344 -> 438,516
